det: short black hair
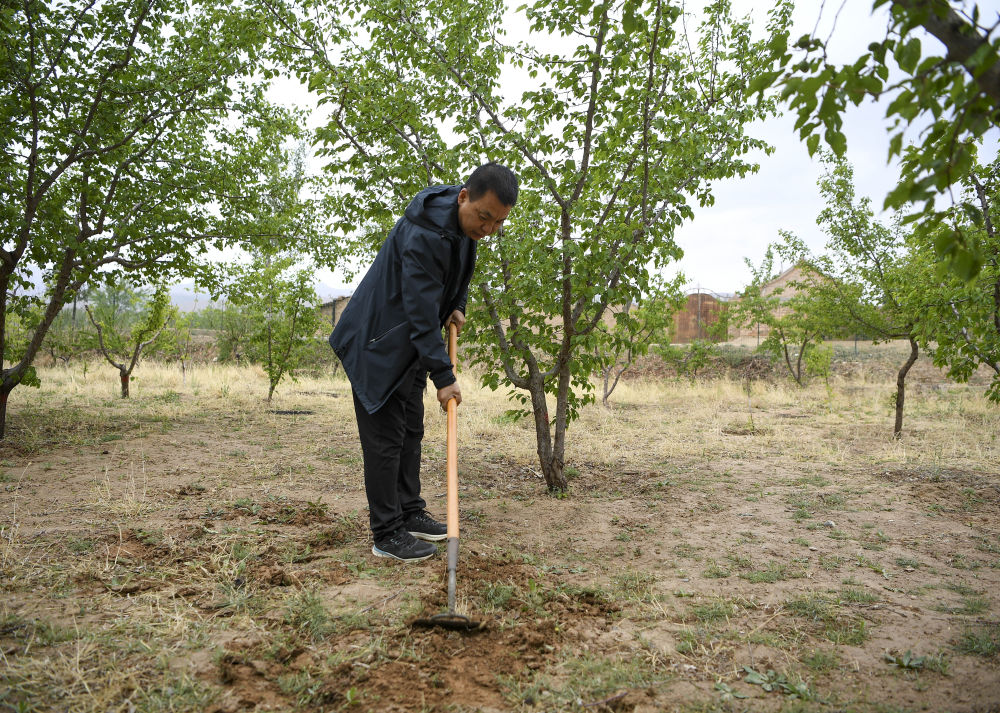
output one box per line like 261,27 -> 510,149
465,162 -> 519,206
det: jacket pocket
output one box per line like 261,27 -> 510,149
366,321 -> 407,348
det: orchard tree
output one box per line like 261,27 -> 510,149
85,283 -> 174,398
598,282 -> 685,407
732,235 -> 830,387
214,303 -> 257,364
914,157 -> 1000,400
0,0 -> 303,437
163,310 -> 195,383
221,254 -> 323,401
276,0 -> 790,491
41,309 -> 89,365
807,157 -> 932,438
753,0 -> 1000,278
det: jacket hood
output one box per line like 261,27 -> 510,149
403,184 -> 462,236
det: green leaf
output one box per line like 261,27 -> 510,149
622,6 -> 636,35
748,70 -> 781,96
825,129 -> 847,156
896,37 -> 921,74
19,366 -> 41,389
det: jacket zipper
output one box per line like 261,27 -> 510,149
368,322 -> 405,345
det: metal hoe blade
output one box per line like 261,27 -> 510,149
412,539 -> 485,632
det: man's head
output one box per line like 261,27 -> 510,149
456,162 -> 519,241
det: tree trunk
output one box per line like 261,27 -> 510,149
528,377 -> 566,492
549,361 -> 572,492
120,369 -> 130,398
0,389 -> 8,440
783,343 -> 802,386
894,337 -> 919,438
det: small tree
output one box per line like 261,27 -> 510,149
223,255 -> 323,401
85,284 -> 175,398
279,0 -> 790,491
732,236 -> 829,387
807,156 -> 932,438
598,282 -> 684,407
161,311 -> 195,383
214,303 -> 257,364
41,309 -> 89,365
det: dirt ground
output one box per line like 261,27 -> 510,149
1,345 -> 999,712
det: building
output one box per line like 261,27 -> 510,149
728,265 -> 810,343
671,290 -> 731,343
318,295 -> 351,329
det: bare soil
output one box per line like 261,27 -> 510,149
1,348 -> 998,712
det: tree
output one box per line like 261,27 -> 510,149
276,0 -> 789,491
162,310 -> 195,383
753,0 -> 1000,278
598,282 -> 684,407
222,254 -> 323,401
41,308 -> 90,365
805,156 -> 932,438
0,0 -> 300,437
731,235 -> 829,387
913,157 -> 1000,400
85,283 -> 175,398
214,303 -> 257,364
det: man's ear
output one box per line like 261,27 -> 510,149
457,187 -> 469,205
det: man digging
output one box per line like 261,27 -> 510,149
330,163 -> 519,562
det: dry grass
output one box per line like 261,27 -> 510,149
1,346 -> 998,712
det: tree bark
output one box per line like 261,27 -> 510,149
528,377 -> 566,492
892,0 -> 1000,105
120,369 -> 130,398
0,390 -> 8,439
894,337 -> 919,438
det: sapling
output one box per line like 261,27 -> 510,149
86,284 -> 175,398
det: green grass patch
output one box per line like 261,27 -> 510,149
955,622 -> 1000,657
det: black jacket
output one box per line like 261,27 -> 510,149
329,185 -> 477,414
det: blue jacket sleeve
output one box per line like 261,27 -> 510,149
400,228 -> 456,389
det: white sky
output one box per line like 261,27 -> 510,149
263,0 -> 996,300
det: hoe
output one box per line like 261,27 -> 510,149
413,323 -> 484,632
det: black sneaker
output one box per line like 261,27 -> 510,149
372,529 -> 437,562
403,510 -> 447,542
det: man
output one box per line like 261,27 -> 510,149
330,163 -> 519,562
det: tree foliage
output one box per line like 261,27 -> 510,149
276,0 -> 789,491
806,157 -> 931,437
754,0 -> 1000,278
0,0 -> 302,436
220,254 -> 323,401
912,157 -> 1000,400
85,283 -> 175,398
731,234 -> 830,387
598,281 -> 685,406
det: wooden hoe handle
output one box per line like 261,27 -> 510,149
446,323 -> 459,540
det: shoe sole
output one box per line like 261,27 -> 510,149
371,544 -> 436,562
409,530 -> 447,542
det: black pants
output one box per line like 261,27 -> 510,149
352,365 -> 427,541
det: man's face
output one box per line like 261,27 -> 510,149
456,187 -> 512,241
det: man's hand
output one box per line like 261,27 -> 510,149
445,310 -> 466,334
437,382 -> 461,410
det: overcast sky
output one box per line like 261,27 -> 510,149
263,0 -> 994,300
